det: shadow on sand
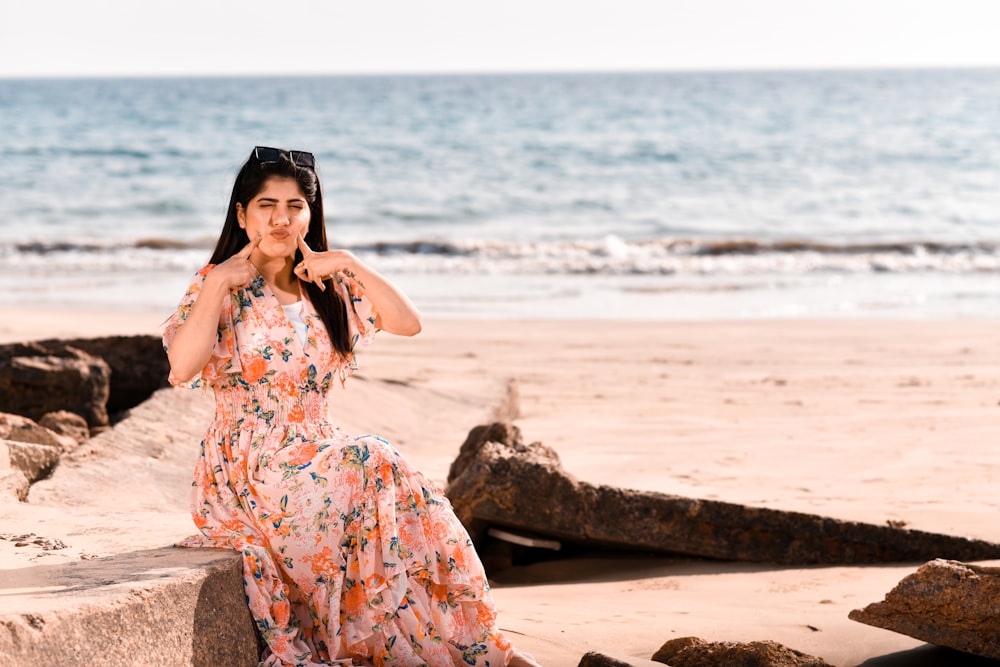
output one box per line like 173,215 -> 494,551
856,644 -> 1000,666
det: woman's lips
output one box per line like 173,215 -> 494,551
270,230 -> 290,240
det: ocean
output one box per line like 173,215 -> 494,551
2,69 -> 999,319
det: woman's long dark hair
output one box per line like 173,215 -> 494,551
208,150 -> 351,356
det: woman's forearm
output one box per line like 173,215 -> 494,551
343,260 -> 422,336
167,275 -> 231,383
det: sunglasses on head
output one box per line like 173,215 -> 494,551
253,146 -> 315,169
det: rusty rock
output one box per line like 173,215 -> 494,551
849,558 -> 1000,659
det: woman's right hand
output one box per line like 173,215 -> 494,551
166,234 -> 261,384
205,234 -> 262,291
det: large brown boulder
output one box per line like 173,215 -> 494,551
0,342 -> 110,429
849,559 -> 1000,659
37,335 -> 170,415
0,336 -> 170,430
446,423 -> 1000,566
651,637 -> 833,667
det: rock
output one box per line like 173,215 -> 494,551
0,471 -> 29,501
39,410 -> 90,450
651,637 -> 833,667
445,423 -> 1000,566
578,653 -> 631,667
0,342 -> 110,429
0,547 -> 259,667
0,532 -> 67,550
0,413 -> 64,448
848,559 -> 1000,659
0,443 -> 29,501
447,422 -> 560,484
0,335 -> 170,431
35,335 -> 170,416
2,439 -> 61,487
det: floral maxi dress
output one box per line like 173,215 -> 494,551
164,266 -> 513,667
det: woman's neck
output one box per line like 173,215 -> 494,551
250,255 -> 300,301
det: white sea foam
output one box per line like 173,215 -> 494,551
5,235 -> 1000,279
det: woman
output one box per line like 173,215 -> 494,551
164,147 -> 539,667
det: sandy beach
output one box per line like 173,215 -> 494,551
2,310 -> 999,666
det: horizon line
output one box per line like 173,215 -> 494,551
3,63 -> 1000,81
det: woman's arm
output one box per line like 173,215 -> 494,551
339,255 -> 423,336
295,235 -> 422,336
167,236 -> 261,383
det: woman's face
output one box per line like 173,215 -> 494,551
237,176 -> 311,259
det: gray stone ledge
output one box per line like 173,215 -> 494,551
0,547 -> 257,667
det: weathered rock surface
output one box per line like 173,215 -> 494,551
0,547 -> 258,667
2,439 -> 60,487
37,335 -> 170,416
849,558 -> 1000,659
0,412 -> 64,448
651,637 -> 833,667
579,653 -> 635,667
0,443 -> 29,501
0,431 -> 65,501
446,423 -> 1000,565
0,342 -> 110,429
578,651 -> 665,667
0,335 -> 170,432
39,410 -> 90,447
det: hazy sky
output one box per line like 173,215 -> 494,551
3,0 -> 1000,77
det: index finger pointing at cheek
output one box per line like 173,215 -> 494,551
296,232 -> 314,256
240,233 -> 262,258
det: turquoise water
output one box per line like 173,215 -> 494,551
2,70 -> 999,318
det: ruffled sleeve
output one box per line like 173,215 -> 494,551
330,272 -> 379,387
162,265 -> 239,389
336,272 -> 379,351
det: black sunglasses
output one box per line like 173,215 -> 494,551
253,146 -> 315,169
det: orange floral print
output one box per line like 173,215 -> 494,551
163,267 -> 512,667
287,403 -> 306,424
286,440 -> 317,466
242,355 -> 268,383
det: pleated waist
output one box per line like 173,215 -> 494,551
211,385 -> 332,430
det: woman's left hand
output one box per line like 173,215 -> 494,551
294,234 -> 355,291
295,233 -> 422,336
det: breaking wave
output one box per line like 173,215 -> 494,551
5,235 -> 1000,276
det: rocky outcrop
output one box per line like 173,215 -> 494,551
0,547 -> 258,667
0,412 -> 92,500
446,423 -> 1000,566
0,342 -> 110,429
37,335 -> 170,416
0,442 -> 30,501
0,335 -> 172,499
2,439 -> 60,488
0,412 -> 66,448
576,639 -> 833,667
651,637 -> 833,667
849,559 -> 1000,659
0,335 -> 170,432
0,420 -> 64,501
38,410 -> 90,450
